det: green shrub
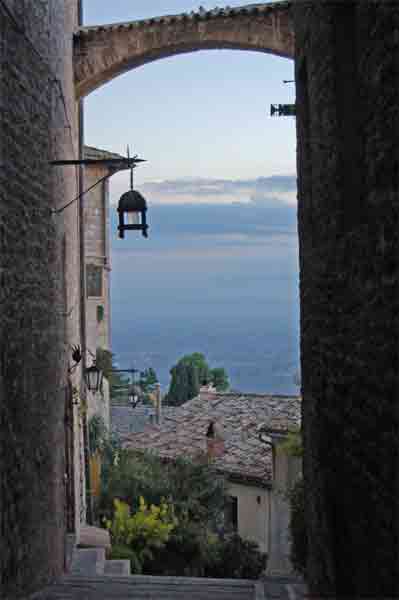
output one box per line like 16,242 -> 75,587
106,498 -> 177,572
98,451 -> 267,579
145,520 -> 219,577
108,544 -> 141,574
98,451 -> 227,527
204,533 -> 266,579
288,477 -> 307,576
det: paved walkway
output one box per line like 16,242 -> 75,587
263,576 -> 308,599
31,574 -> 262,599
30,575 -> 308,600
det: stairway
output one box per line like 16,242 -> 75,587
70,547 -> 131,577
26,545 -> 260,599
34,575 -> 263,599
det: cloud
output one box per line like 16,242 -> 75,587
110,191 -> 298,254
109,175 -> 297,206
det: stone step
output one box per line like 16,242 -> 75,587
103,559 -> 131,576
70,548 -> 106,576
34,575 -> 260,599
79,525 -> 111,550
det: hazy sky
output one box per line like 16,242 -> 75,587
83,2 -> 300,393
83,1 -> 297,197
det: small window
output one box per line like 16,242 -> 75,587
87,265 -> 103,297
225,496 -> 238,532
97,305 -> 104,323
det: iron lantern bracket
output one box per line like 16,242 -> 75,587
49,154 -> 147,215
50,157 -> 146,169
270,103 -> 296,117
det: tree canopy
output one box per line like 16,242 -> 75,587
164,353 -> 229,406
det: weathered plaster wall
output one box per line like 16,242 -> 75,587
0,1 -> 81,597
294,1 -> 399,596
84,165 -> 111,356
228,482 -> 269,555
267,442 -> 301,575
83,159 -> 114,433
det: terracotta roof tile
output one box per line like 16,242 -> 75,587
83,145 -> 124,161
123,392 -> 301,486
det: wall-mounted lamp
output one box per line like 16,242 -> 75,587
128,384 -> 142,408
85,361 -> 103,393
110,367 -> 142,407
50,148 -> 149,241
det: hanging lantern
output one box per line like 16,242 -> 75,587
85,362 -> 103,393
117,148 -> 149,239
118,190 -> 148,239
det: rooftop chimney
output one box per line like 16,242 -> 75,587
206,421 -> 225,460
199,382 -> 217,402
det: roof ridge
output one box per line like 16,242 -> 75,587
83,144 -> 125,160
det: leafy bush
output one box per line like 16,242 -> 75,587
288,477 -> 307,576
280,427 -> 303,458
204,533 -> 266,579
145,520 -> 219,577
106,498 -> 177,571
99,450 -> 266,579
98,450 -> 227,527
108,544 -> 141,574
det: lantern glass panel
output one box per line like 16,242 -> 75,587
86,364 -> 103,393
126,212 -> 141,226
129,393 -> 139,407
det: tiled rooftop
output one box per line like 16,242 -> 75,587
83,145 -> 124,161
123,391 -> 301,487
111,404 -> 177,437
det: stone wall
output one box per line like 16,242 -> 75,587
0,1 -> 81,597
294,2 -> 399,596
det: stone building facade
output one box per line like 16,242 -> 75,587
83,145 -> 123,431
294,1 -> 399,596
83,146 -> 116,358
0,2 -> 84,597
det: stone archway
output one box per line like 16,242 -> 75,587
74,2 -> 294,98
74,0 -> 297,576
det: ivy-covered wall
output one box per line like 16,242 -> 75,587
0,2 -> 80,597
294,1 -> 399,596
